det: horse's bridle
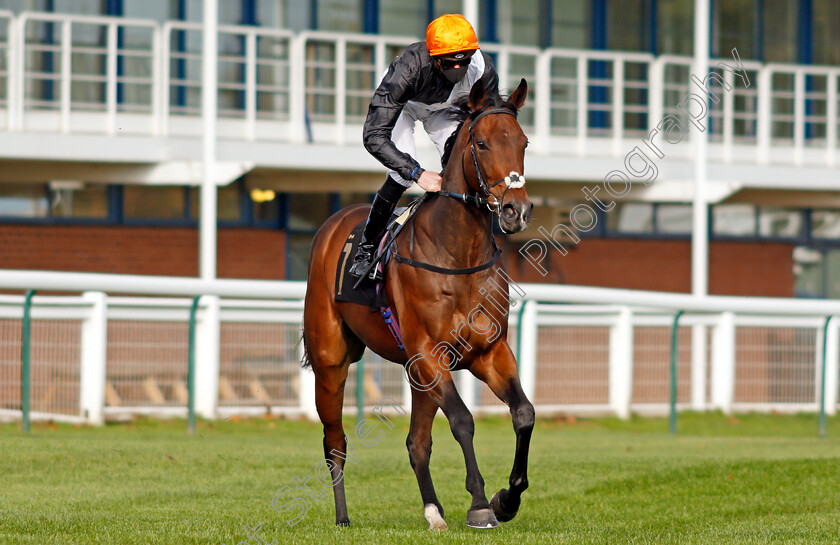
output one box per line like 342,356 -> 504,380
437,107 -> 527,228
391,108 -> 526,276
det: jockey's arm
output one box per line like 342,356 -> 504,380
362,54 -> 424,184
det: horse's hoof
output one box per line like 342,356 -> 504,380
490,488 -> 520,523
465,507 -> 499,529
424,504 -> 448,531
336,519 -> 351,527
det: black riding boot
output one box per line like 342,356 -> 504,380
349,191 -> 398,279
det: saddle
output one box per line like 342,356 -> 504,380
334,195 -> 428,308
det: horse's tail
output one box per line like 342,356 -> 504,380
298,327 -> 312,368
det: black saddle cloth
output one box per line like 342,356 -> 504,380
334,198 -> 426,308
334,221 -> 389,308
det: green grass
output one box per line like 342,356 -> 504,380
1,412 -> 838,545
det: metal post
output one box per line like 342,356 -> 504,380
609,307 -> 634,419
819,315 -> 831,438
670,311 -> 684,435
518,300 -> 538,402
462,0 -> 479,36
691,0 -> 710,297
711,312 -> 736,414
187,296 -> 201,435
21,290 -> 35,433
80,291 -> 108,426
356,358 -> 364,420
200,0 -> 218,280
194,295 -> 220,419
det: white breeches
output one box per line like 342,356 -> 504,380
388,101 -> 461,187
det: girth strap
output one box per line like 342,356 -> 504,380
393,246 -> 501,275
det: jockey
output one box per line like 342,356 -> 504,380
349,13 -> 501,279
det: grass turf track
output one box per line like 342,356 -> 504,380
0,412 -> 838,545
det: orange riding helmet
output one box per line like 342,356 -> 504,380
426,14 -> 480,58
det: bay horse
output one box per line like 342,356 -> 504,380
302,79 -> 534,530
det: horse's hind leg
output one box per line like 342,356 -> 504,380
313,357 -> 353,526
471,343 -> 535,523
406,389 -> 446,531
304,310 -> 363,526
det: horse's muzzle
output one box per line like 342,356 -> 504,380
500,200 -> 533,233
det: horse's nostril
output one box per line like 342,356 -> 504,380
525,202 -> 534,222
502,204 -> 517,218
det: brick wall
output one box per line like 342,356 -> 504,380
503,238 -> 795,297
0,225 -> 794,296
0,225 -> 287,279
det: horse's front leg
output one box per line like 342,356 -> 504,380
406,388 -> 447,530
472,343 -> 535,522
405,356 -> 498,529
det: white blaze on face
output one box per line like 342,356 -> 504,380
504,171 -> 526,189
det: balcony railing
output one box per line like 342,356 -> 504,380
0,11 -> 837,167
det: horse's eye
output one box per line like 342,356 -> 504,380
476,140 -> 488,150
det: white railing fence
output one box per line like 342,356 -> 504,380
0,270 -> 838,425
0,11 -> 837,165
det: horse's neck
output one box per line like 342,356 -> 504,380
418,148 -> 495,267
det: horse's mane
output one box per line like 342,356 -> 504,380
439,92 -> 519,170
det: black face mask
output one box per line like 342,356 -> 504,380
441,65 -> 469,83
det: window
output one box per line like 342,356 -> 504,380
380,0 -> 426,37
0,184 -> 48,217
826,250 -> 840,299
758,208 -> 803,239
607,203 -> 653,233
608,0 -> 650,52
656,204 -> 692,234
763,0 -> 797,63
316,0 -> 362,32
50,183 -> 109,219
497,0 -> 588,49
189,183 -> 243,222
123,186 -> 186,220
432,0 -> 462,20
252,188 -> 280,224
123,0 -> 178,22
793,246 -> 824,298
288,233 -> 314,280
285,192 -> 337,280
256,0 -> 283,28
0,0 -> 48,16
658,0 -> 693,55
714,0 -> 756,59
552,0 -> 589,49
497,0 -> 542,47
53,0 -> 105,16
814,0 -> 840,65
288,193 -> 332,230
712,204 -> 755,237
811,211 -> 840,239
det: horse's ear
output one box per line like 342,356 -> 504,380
507,78 -> 528,111
469,80 -> 487,112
